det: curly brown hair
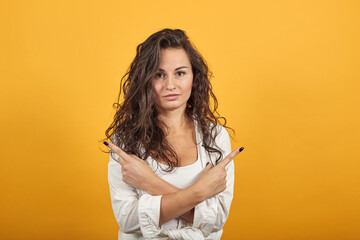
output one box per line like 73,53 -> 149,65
101,28 -> 233,171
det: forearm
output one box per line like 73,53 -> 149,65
159,184 -> 203,226
147,176 -> 195,223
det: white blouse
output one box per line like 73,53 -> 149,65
107,122 -> 234,240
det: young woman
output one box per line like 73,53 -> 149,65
103,28 -> 244,240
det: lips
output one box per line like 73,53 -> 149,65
164,94 -> 179,97
163,94 -> 179,100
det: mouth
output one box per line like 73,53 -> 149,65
164,94 -> 179,97
163,94 -> 180,100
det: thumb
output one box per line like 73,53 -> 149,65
204,162 -> 213,171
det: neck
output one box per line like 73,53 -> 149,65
156,108 -> 192,134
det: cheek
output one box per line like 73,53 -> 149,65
185,79 -> 193,95
152,83 -> 162,100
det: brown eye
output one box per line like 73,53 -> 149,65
155,72 -> 164,78
176,71 -> 185,76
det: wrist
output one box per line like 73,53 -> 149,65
189,183 -> 206,203
145,174 -> 161,195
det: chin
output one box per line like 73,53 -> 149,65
158,103 -> 187,112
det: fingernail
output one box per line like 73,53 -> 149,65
239,147 -> 244,152
103,141 -> 109,146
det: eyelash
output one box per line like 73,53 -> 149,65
155,71 -> 185,78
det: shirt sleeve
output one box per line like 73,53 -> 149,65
108,150 -> 164,236
192,125 -> 235,238
108,150 -> 141,233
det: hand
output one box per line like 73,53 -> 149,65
194,147 -> 243,200
104,141 -> 156,192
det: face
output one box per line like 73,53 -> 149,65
151,48 -> 193,114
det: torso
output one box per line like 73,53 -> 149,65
146,120 -> 202,230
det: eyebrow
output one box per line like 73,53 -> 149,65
158,66 -> 188,71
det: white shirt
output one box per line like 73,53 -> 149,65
108,121 -> 234,240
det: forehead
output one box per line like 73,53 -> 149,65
158,48 -> 191,69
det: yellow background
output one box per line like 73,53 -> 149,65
1,0 -> 359,239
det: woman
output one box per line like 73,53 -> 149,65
103,28 -> 244,239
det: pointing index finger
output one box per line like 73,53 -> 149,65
104,141 -> 128,163
217,147 -> 244,167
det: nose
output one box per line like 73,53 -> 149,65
165,75 -> 176,90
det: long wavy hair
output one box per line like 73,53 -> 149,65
102,28 -> 233,171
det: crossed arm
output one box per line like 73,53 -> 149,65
144,174 -> 196,223
105,140 -> 241,226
